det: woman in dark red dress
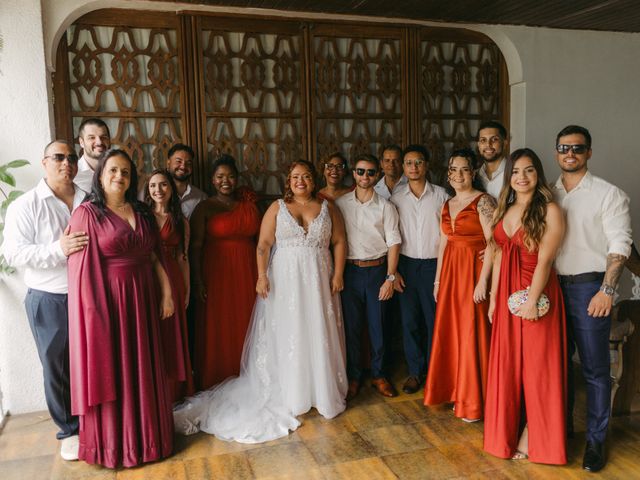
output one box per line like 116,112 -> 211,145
424,149 -> 495,422
190,155 -> 261,389
483,148 -> 567,464
145,168 -> 195,402
67,149 -> 174,468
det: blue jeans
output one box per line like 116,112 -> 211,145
561,279 -> 611,444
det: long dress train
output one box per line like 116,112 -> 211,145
174,199 -> 347,443
483,221 -> 567,465
424,194 -> 491,420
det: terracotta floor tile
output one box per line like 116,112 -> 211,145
183,453 -> 253,480
246,442 -> 317,478
114,459 -> 187,480
0,454 -> 55,480
359,423 -> 431,456
321,457 -> 397,479
343,402 -> 406,432
296,413 -> 356,441
305,431 -> 374,466
382,447 -> 461,479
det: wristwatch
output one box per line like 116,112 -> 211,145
385,273 -> 396,282
600,284 -> 615,296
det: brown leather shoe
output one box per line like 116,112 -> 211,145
402,375 -> 424,394
371,377 -> 398,397
346,380 -> 360,401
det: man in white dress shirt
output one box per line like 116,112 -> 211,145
374,144 -> 407,200
390,144 -> 448,394
552,125 -> 632,473
166,143 -> 208,219
336,154 -> 402,400
476,120 -> 508,199
74,118 -> 111,192
2,140 -> 89,460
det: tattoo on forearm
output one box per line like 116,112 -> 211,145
604,253 -> 627,287
477,195 -> 496,221
257,247 -> 266,257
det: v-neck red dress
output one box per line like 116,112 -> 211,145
423,194 -> 491,420
68,203 -> 173,468
483,220 -> 567,465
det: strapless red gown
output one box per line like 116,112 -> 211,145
424,195 -> 491,420
483,221 -> 567,465
194,188 -> 260,389
160,218 -> 195,402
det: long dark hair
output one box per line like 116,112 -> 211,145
89,149 -> 150,218
283,160 -> 318,203
492,148 -> 552,251
445,148 -> 485,196
144,168 -> 187,255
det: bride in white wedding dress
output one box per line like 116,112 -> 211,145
174,161 -> 348,443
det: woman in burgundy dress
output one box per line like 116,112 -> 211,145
67,149 -> 174,468
424,149 -> 495,422
484,148 -> 567,464
190,155 -> 261,389
145,168 -> 195,402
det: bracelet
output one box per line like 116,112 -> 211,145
434,281 -> 440,285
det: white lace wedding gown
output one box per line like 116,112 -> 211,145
174,199 -> 347,443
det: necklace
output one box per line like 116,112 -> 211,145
107,202 -> 128,212
293,196 -> 313,206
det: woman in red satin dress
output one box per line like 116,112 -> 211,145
484,148 -> 567,465
146,168 -> 195,402
190,155 -> 261,389
424,149 -> 495,422
317,152 -> 352,201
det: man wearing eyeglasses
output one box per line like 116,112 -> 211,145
390,145 -> 448,394
374,144 -> 407,200
552,125 -> 632,473
476,120 -> 508,199
2,140 -> 89,461
336,154 -> 401,400
74,118 -> 111,192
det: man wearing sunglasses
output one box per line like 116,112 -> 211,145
552,125 -> 632,473
74,118 -> 111,192
476,120 -> 508,199
390,144 -> 448,394
2,140 -> 90,461
336,154 -> 401,400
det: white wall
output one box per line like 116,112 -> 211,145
0,0 -> 53,416
1,0 -> 639,414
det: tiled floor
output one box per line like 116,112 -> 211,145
2,366 -> 640,479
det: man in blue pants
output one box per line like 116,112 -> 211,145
337,154 -> 401,400
552,125 -> 632,473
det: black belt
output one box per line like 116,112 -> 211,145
558,271 -> 604,285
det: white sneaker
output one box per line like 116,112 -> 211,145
60,435 -> 79,461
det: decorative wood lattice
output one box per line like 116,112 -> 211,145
67,24 -> 183,175
201,30 -> 304,194
420,40 -> 502,182
313,36 -> 403,166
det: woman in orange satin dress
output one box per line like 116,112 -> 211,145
424,149 -> 495,422
484,148 -> 567,465
190,155 -> 261,389
146,168 -> 195,402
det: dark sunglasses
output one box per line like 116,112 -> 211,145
45,153 -> 79,164
556,144 -> 588,155
354,167 -> 377,177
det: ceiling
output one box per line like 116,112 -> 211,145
158,0 -> 640,33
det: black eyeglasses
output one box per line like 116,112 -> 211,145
45,153 -> 79,164
556,144 -> 588,155
355,168 -> 377,177
325,163 -> 346,171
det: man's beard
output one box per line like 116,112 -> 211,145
171,171 -> 191,182
481,152 -> 502,163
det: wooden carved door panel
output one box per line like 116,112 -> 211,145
199,18 -> 306,195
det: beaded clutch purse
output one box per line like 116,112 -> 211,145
507,287 -> 550,317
